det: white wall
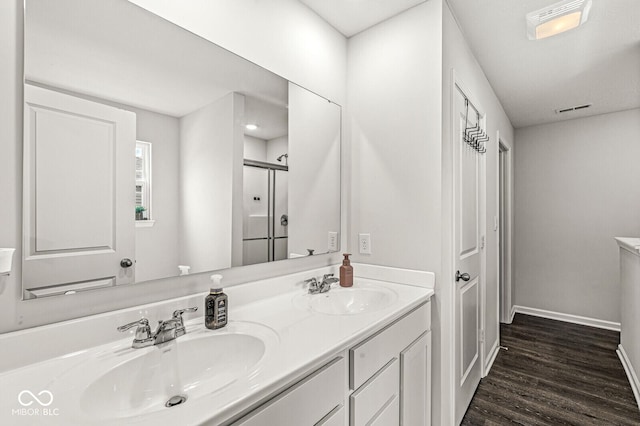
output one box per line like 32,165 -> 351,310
266,136 -> 288,164
288,83 -> 341,257
348,3 -> 443,271
131,107 -> 180,283
129,0 -> 347,106
180,92 -> 241,273
348,1 -> 444,422
0,0 -> 346,333
515,109 -> 640,323
244,135 -> 267,162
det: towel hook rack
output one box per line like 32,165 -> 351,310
462,97 -> 487,154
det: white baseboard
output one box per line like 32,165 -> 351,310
509,305 -> 516,323
483,340 -> 499,377
513,305 -> 621,332
618,345 -> 640,410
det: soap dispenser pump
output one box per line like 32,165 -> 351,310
340,253 -> 353,287
205,274 -> 228,329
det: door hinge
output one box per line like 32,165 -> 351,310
479,329 -> 485,343
480,235 -> 485,249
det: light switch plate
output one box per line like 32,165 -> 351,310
328,231 -> 338,252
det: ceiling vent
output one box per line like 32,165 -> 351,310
526,0 -> 592,40
555,103 -> 592,114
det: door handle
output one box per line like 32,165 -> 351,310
120,258 -> 133,268
455,270 -> 470,282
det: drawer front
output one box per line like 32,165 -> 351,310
350,302 -> 430,390
316,404 -> 346,426
371,395 -> 399,426
235,357 -> 345,426
350,358 -> 399,426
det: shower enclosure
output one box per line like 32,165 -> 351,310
242,160 -> 288,265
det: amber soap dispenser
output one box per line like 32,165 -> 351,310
340,253 -> 353,287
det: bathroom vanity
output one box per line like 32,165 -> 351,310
0,265 -> 434,425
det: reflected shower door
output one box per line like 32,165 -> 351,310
242,161 -> 288,265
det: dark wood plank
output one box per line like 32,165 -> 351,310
461,314 -> 640,425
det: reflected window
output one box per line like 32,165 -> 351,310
135,141 -> 152,220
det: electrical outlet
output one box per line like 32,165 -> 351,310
328,231 -> 338,252
359,233 -> 371,255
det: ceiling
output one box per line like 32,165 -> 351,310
26,0 -> 288,140
299,0 -> 640,128
299,0 -> 425,37
447,0 -> 640,128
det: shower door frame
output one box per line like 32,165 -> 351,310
243,159 -> 288,262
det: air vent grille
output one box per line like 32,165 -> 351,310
555,103 -> 592,114
535,0 -> 585,23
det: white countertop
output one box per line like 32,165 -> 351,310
0,265 -> 433,425
616,237 -> 640,255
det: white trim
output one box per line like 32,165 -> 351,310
483,340 -> 499,377
135,220 -> 156,228
618,344 -> 640,410
497,136 -> 513,325
513,305 -> 621,331
509,304 -> 516,323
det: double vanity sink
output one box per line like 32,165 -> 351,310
0,267 -> 433,425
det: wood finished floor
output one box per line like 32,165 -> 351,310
462,314 -> 640,425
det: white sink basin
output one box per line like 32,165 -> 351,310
293,284 -> 398,315
67,321 -> 277,421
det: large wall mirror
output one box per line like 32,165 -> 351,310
22,0 -> 341,298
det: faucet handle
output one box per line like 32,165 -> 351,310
172,306 -> 198,319
117,317 -> 149,332
322,273 -> 335,280
117,318 -> 152,341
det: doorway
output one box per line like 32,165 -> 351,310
498,139 -> 512,324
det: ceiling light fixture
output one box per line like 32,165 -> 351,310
526,0 -> 592,40
245,124 -> 258,131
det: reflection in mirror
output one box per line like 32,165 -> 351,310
22,0 -> 341,298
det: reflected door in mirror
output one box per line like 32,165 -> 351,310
23,85 -> 136,296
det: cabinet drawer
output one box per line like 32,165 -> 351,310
350,358 -> 399,426
350,302 -> 429,390
235,357 -> 345,426
371,395 -> 399,426
316,404 -> 345,426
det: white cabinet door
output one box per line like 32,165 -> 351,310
401,331 -> 432,426
23,84 -> 136,292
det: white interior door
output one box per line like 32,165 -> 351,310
453,85 -> 484,424
23,84 -> 136,294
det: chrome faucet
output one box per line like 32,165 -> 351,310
305,273 -> 340,294
117,307 -> 198,349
